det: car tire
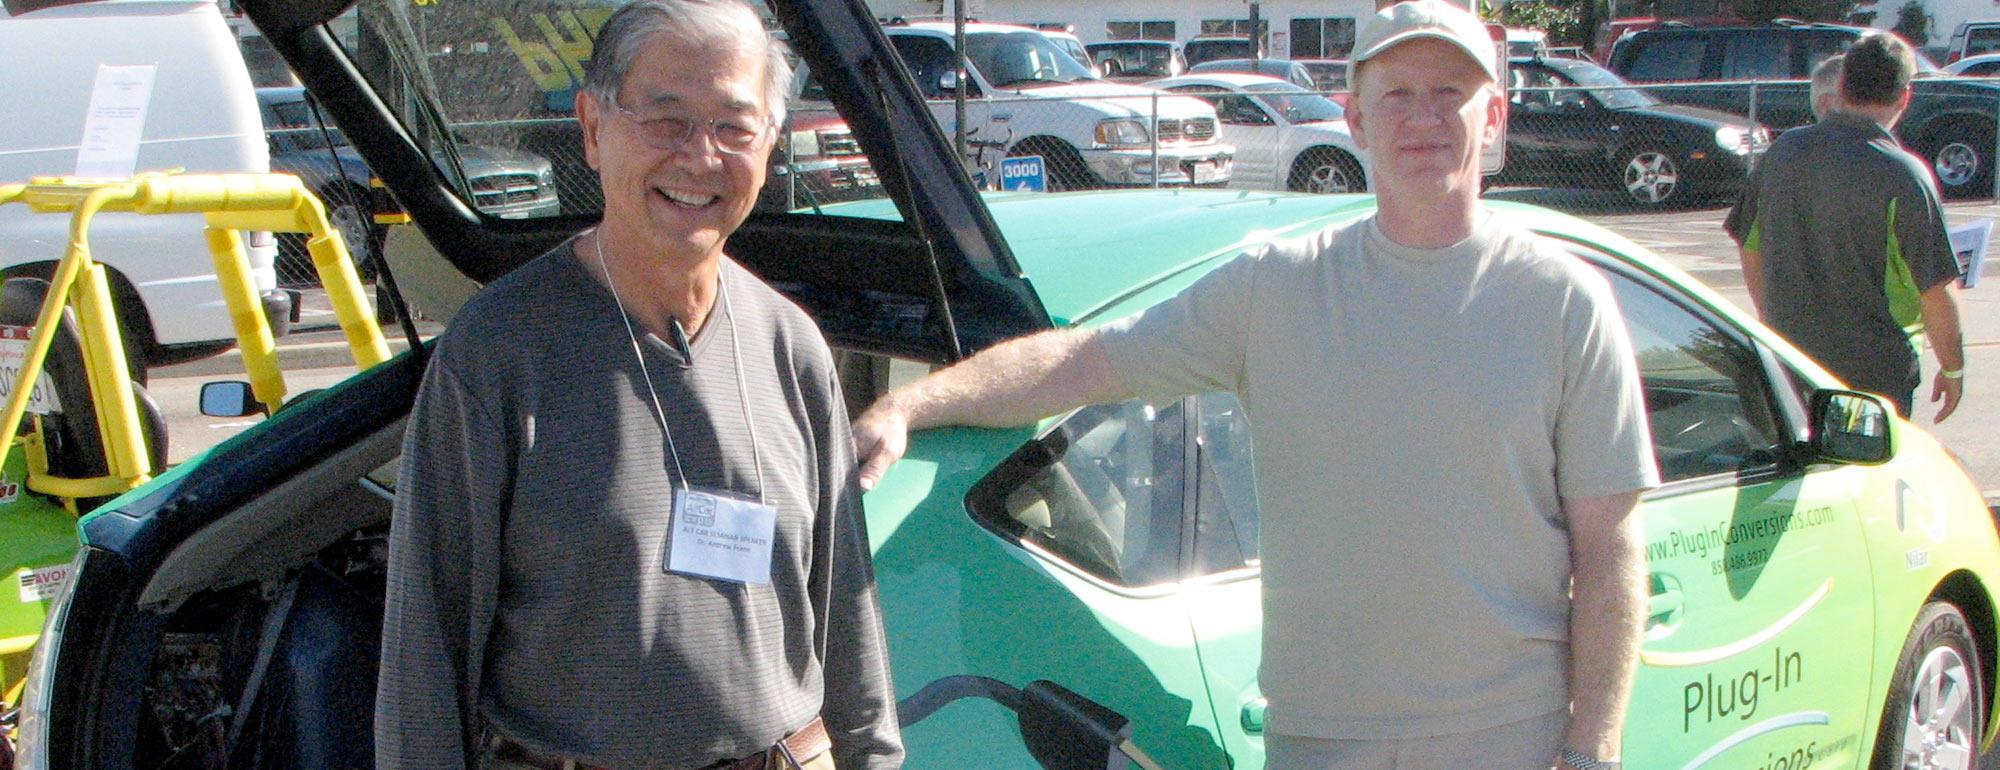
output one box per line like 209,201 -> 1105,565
1288,148 -> 1366,193
1620,144 -> 1687,207
1870,601 -> 1985,770
1923,120 -> 1995,200
1009,139 -> 1095,191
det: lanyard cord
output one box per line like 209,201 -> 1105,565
592,232 -> 766,502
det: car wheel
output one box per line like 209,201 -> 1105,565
1923,120 -> 1995,199
324,196 -> 382,281
1288,148 -> 1366,193
1621,145 -> 1686,207
1871,601 -> 1984,770
1009,139 -> 1095,192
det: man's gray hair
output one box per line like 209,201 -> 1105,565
583,0 -> 792,126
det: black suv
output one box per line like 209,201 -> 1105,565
1609,23 -> 2000,198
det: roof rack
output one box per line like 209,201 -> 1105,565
882,15 -> 978,26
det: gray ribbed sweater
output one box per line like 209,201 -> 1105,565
376,243 -> 903,769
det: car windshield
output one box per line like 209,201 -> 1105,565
263,94 -> 351,148
1088,42 -> 1177,77
1547,57 -> 1657,109
966,30 -> 1097,87
1184,38 -> 1251,66
1244,82 -> 1345,122
1296,60 -> 1349,91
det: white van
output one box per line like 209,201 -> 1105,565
0,0 -> 292,370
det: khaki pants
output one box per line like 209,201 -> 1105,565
1263,709 -> 1568,770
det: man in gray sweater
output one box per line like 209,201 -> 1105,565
375,1 -> 905,768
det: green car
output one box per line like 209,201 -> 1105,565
11,0 -> 2000,768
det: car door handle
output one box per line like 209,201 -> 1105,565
1240,697 -> 1267,734
1648,573 -> 1686,633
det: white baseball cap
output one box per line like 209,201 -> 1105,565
1348,0 -> 1502,86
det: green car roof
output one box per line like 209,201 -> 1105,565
820,190 -> 1749,332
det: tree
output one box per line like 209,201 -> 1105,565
1501,0 -> 1587,47
1726,0 -> 1860,23
1893,0 -> 1930,46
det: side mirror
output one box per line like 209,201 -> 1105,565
1809,389 -> 1894,464
198,381 -> 264,418
939,69 -> 962,93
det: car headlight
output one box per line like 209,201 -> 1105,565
1095,118 -> 1151,148
1715,126 -> 1751,154
13,551 -> 84,770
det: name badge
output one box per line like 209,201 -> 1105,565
665,488 -> 777,585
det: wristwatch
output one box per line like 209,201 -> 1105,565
1561,748 -> 1622,770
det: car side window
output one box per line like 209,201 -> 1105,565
975,399 -> 1188,586
1625,36 -> 1708,81
1722,33 -> 1793,79
1600,269 -> 1786,483
1970,26 -> 2000,56
1213,94 -> 1273,125
1190,392 -> 1259,575
889,35 -> 968,99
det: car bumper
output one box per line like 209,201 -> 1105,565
1085,145 -> 1235,186
263,288 -> 296,338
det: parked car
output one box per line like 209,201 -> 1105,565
883,20 -> 1233,190
1943,52 -> 2000,76
258,87 -> 562,283
1186,57 -> 1319,90
15,2 -> 2000,770
769,77 -> 882,209
1506,26 -> 1550,58
1946,19 -> 2000,63
1608,23 -> 2000,198
1181,35 -> 1255,67
1085,39 -> 1184,83
1496,56 -> 1770,206
1293,58 -> 1351,93
1147,73 -> 1367,193
1038,27 -> 1099,77
1,0 -> 290,371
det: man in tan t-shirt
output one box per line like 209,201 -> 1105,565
851,2 -> 1656,768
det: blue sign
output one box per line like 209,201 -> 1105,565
1000,155 -> 1046,192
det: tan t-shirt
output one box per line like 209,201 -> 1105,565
1098,212 -> 1658,739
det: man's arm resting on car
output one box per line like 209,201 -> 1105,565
854,328 -> 1130,489
1561,489 -> 1647,765
1921,280 -> 1966,422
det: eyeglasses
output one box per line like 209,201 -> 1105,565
607,96 -> 774,156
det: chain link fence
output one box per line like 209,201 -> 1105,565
261,69 -> 2000,290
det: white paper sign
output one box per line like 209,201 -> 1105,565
0,325 -> 63,415
73,64 -> 158,179
665,488 -> 776,585
1948,218 -> 1991,289
17,563 -> 71,603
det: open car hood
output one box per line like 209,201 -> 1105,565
242,0 -> 1050,362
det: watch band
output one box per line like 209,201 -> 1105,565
1561,748 -> 1621,769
